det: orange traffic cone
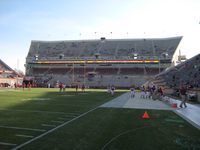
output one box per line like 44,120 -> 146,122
142,111 -> 150,119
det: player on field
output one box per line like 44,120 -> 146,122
130,87 -> 135,98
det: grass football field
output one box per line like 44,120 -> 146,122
0,88 -> 199,150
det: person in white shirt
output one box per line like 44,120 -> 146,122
130,88 -> 135,98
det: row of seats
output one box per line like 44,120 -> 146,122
32,67 -> 161,76
155,54 -> 200,88
27,37 -> 182,59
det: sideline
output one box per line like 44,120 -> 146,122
12,106 -> 99,150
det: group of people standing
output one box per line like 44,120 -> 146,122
140,85 -> 162,100
55,82 -> 189,108
138,84 -> 188,108
58,83 -> 86,92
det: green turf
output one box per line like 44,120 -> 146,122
0,88 -> 200,150
20,108 -> 200,150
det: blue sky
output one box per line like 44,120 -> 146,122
0,0 -> 200,72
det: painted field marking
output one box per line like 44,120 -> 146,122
24,103 -> 88,108
61,95 -> 75,97
165,118 -> 184,123
0,89 -> 23,92
66,112 -> 81,115
16,134 -> 34,138
64,115 -> 77,118
101,126 -> 149,150
41,124 -> 56,127
21,98 -> 51,101
12,106 -> 99,150
78,93 -> 89,95
51,120 -> 64,123
0,142 -> 17,146
58,117 -> 66,120
0,108 -> 67,115
0,125 -> 46,132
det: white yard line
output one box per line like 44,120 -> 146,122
0,108 -> 67,115
65,112 -> 82,115
0,125 -> 46,132
12,106 -> 99,150
51,120 -> 64,123
58,117 -> 66,120
64,115 -> 77,118
0,142 -> 17,146
16,134 -> 34,138
41,124 -> 56,127
32,103 -> 88,108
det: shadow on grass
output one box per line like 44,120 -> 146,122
0,88 -> 125,150
1,88 -> 200,150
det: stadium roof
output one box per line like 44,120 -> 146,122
0,59 -> 14,71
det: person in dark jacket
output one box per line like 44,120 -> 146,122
179,85 -> 187,108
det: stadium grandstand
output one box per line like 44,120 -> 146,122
152,53 -> 200,101
25,36 -> 182,88
0,59 -> 23,88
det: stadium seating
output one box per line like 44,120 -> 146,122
154,54 -> 200,89
0,59 -> 23,87
27,37 -> 182,60
26,37 -> 182,88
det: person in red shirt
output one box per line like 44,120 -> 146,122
81,84 -> 85,92
28,82 -> 31,90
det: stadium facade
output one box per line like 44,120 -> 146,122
25,36 -> 182,88
0,59 -> 23,87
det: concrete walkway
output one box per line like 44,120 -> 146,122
101,92 -> 174,110
101,92 -> 200,130
168,98 -> 200,130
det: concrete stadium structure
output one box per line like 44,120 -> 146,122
25,36 -> 182,88
153,53 -> 200,101
0,59 -> 23,87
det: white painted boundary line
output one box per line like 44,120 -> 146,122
0,142 -> 17,146
66,112 -> 81,115
0,108 -> 67,115
58,117 -> 66,120
41,124 -> 56,127
51,120 -> 64,123
64,115 -> 77,118
0,125 -> 46,132
32,103 -> 88,108
12,106 -> 99,150
16,134 -> 34,138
